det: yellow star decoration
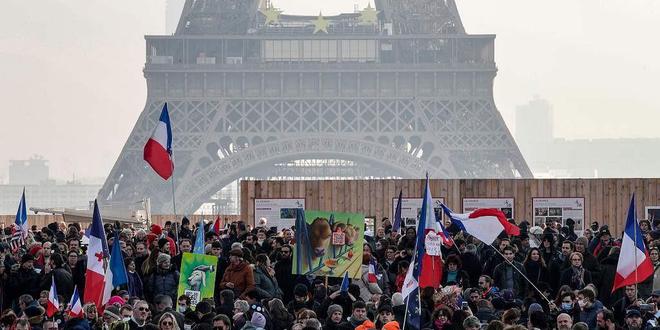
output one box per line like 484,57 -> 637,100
260,5 -> 283,25
359,3 -> 379,25
312,12 -> 329,34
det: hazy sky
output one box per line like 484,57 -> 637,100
1,0 -> 659,181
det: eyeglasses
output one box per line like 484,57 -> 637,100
161,321 -> 174,326
138,307 -> 150,311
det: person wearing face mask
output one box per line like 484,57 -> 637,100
576,288 -> 603,329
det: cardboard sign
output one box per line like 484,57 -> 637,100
425,232 -> 442,256
332,232 -> 345,246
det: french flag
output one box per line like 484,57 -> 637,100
68,286 -> 83,318
102,231 -> 128,308
144,103 -> 174,180
47,277 -> 60,317
368,259 -> 379,283
84,201 -> 107,309
612,194 -> 654,292
440,204 -> 520,245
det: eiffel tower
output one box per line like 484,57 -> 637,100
99,0 -> 532,214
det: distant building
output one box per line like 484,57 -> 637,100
0,184 -> 101,215
516,98 -> 660,178
9,155 -> 50,185
166,0 -> 185,34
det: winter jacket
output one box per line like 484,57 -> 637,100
559,267 -> 593,290
41,267 -> 74,301
8,267 -> 41,299
492,261 -> 527,298
127,271 -> 144,298
356,264 -> 383,301
523,261 -> 549,285
274,258 -> 294,302
253,266 -> 282,299
441,269 -> 470,288
597,252 -> 620,306
219,261 -> 255,298
144,267 -> 180,302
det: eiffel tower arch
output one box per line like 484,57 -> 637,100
99,0 -> 532,214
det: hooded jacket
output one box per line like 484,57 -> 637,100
219,260 -> 255,298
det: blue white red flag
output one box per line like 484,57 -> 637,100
102,231 -> 129,307
15,188 -> 28,239
613,194 -> 654,292
144,103 -> 174,180
47,277 -> 60,317
84,200 -> 107,308
213,216 -> 222,235
68,286 -> 83,318
440,204 -> 519,245
340,271 -> 350,292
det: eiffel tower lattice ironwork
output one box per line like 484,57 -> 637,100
99,0 -> 532,214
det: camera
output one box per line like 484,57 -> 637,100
462,301 -> 469,310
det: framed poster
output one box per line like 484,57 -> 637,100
392,197 -> 445,228
646,206 -> 660,221
462,198 -> 514,219
254,198 -> 305,230
532,197 -> 585,234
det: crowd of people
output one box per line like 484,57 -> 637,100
1,215 -> 660,330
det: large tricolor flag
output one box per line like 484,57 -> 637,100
68,286 -> 83,318
144,103 -> 174,180
84,201 -> 107,308
15,188 -> 28,239
401,175 -> 439,330
440,204 -> 520,245
612,194 -> 654,292
47,277 -> 60,317
102,231 -> 129,307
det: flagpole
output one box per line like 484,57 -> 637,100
633,195 -> 638,302
402,294 -> 409,330
169,158 -> 180,254
489,244 -> 553,306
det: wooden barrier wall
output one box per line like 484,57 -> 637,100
0,214 -> 241,229
240,179 -> 660,234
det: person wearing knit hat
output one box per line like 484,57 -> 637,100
229,248 -> 244,259
157,253 -> 171,265
24,305 -> 45,326
325,304 -> 344,328
143,253 -> 179,303
250,311 -> 267,329
382,321 -> 400,330
103,306 -> 122,324
107,296 -> 125,307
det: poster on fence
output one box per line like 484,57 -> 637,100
463,198 -> 514,219
392,197 -> 445,227
646,206 -> 660,222
532,198 -> 585,234
178,253 -> 218,309
292,210 -> 364,278
254,198 -> 305,230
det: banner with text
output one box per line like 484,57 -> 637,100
533,197 -> 585,234
463,198 -> 514,219
254,198 -> 305,230
392,197 -> 445,228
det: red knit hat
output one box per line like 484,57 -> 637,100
151,224 -> 163,236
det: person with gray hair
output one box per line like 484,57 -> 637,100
144,253 -> 180,302
463,315 -> 481,330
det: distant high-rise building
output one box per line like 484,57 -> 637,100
515,97 -> 553,166
9,155 -> 49,185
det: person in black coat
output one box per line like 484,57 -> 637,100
559,252 -> 593,291
274,245 -> 295,302
597,247 -> 621,306
144,254 -> 180,303
40,254 -> 73,302
461,244 -> 483,287
8,254 -> 41,300
492,246 -> 527,299
523,248 -> 549,285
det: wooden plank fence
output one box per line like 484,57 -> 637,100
241,179 -> 660,234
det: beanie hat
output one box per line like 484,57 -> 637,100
528,303 -> 543,316
327,304 -> 343,317
294,284 -> 308,297
151,224 -> 163,236
251,312 -> 267,328
103,306 -> 121,321
157,253 -> 171,265
24,305 -> 45,318
29,245 -> 42,256
383,321 -> 401,330
108,296 -> 125,306
391,292 -> 404,307
158,238 -> 169,249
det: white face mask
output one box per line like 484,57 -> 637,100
178,305 -> 187,313
123,317 -> 131,322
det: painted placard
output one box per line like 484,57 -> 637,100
292,210 -> 364,279
392,197 -> 445,228
254,198 -> 305,230
177,253 -> 218,309
463,198 -> 514,219
532,197 -> 585,234
425,232 -> 442,256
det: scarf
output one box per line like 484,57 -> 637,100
571,266 -> 585,288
